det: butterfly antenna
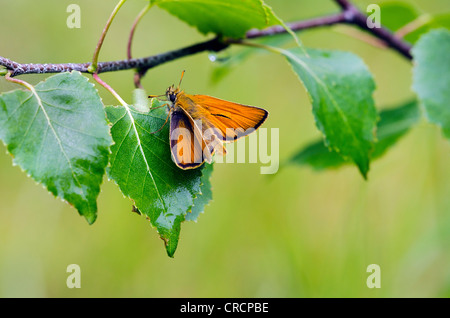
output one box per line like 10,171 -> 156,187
148,94 -> 165,99
178,70 -> 185,89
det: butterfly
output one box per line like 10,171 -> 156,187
148,71 -> 268,170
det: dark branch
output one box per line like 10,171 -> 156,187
0,38 -> 227,77
340,1 -> 413,59
334,0 -> 352,10
0,0 -> 413,78
246,12 -> 347,38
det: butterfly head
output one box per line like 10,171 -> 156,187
165,84 -> 180,104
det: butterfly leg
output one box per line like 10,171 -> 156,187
148,109 -> 172,135
149,103 -> 170,110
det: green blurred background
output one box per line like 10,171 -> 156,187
0,0 -> 449,297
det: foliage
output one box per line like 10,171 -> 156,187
0,0 -> 449,256
412,29 -> 450,139
0,72 -> 112,224
288,100 -> 420,170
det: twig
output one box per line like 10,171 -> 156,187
335,0 -> 413,59
90,0 -> 128,73
135,13 -> 347,79
0,37 -> 227,77
0,0 -> 413,78
246,12 -> 346,38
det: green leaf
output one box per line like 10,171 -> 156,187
405,14 -> 450,44
281,48 -> 378,178
289,100 -> 420,170
106,102 -> 210,257
0,72 -> 112,224
151,0 -> 287,39
412,29 -> 450,139
371,101 -> 420,158
185,162 -> 213,222
289,141 -> 347,171
379,2 -> 419,32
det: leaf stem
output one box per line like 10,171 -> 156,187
4,72 -> 47,136
4,71 -> 36,92
127,3 -> 153,89
395,14 -> 432,39
127,3 -> 153,60
246,12 -> 346,38
93,73 -> 128,107
229,39 -> 284,55
90,0 -> 128,73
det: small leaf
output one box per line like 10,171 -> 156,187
151,0 -> 289,39
371,100 -> 420,158
0,72 -> 112,223
281,48 -> 378,178
412,29 -> 450,139
405,14 -> 450,44
289,141 -> 347,171
106,102 -> 210,257
379,2 -> 419,32
289,100 -> 420,171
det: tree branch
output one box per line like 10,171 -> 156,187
0,0 -> 413,78
340,1 -> 413,59
0,37 -> 229,77
246,12 -> 347,38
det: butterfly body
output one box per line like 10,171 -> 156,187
151,74 -> 269,170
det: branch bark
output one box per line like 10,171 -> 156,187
0,0 -> 413,78
340,1 -> 413,59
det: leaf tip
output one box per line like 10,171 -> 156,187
84,213 -> 97,225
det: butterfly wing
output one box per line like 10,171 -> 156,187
180,94 -> 268,142
169,108 -> 213,169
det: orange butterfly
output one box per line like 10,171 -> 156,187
149,71 -> 268,169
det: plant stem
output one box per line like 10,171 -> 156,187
4,72 -> 44,110
90,0 -> 128,73
93,73 -> 128,107
127,3 -> 152,60
4,72 -> 36,91
246,12 -> 346,38
395,14 -> 432,39
127,3 -> 153,89
230,39 -> 284,55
